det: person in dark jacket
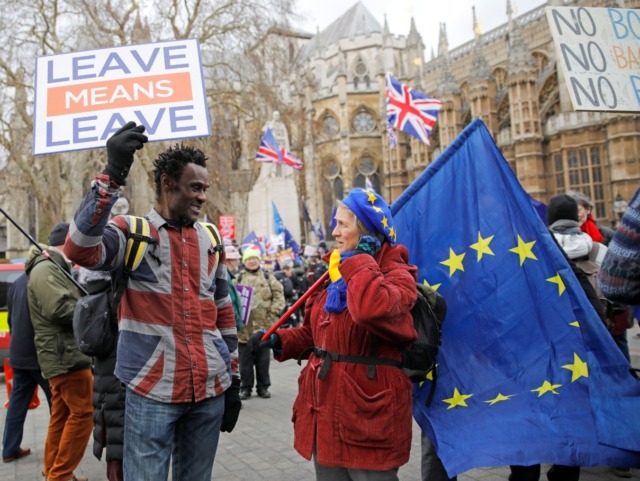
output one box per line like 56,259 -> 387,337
2,273 -> 52,463
27,223 -> 93,481
274,260 -> 306,327
224,246 -> 245,332
78,267 -> 124,481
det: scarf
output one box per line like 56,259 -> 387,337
324,249 -> 355,313
580,214 -> 604,242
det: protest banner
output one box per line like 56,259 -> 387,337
218,215 -> 236,241
33,38 -> 211,155
546,6 -> 640,112
235,285 -> 254,326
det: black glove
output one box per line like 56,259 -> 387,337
103,121 -> 148,185
259,333 -> 281,351
220,377 -> 241,433
353,233 -> 384,256
249,330 -> 265,352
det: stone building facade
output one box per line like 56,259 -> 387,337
2,0 -> 639,256
268,0 -> 639,242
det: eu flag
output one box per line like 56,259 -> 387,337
391,119 -> 640,476
272,201 -> 284,235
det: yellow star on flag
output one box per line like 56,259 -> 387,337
546,273 -> 566,295
531,380 -> 562,397
470,232 -> 495,261
418,367 -> 436,387
562,353 -> 589,382
389,226 -> 397,241
367,191 -> 377,204
569,321 -> 580,327
373,206 -> 383,213
509,235 -> 538,266
442,387 -> 473,409
484,393 -> 515,405
381,216 -> 389,229
441,248 -> 466,277
423,279 -> 441,292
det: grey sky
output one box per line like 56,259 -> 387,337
295,0 -> 547,53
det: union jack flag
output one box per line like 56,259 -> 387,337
386,73 -> 442,145
256,127 -> 303,170
279,148 -> 303,170
256,128 -> 280,163
386,122 -> 397,148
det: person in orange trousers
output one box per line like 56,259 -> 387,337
26,224 -> 93,481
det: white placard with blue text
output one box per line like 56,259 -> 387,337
546,7 -> 640,112
33,39 -> 211,155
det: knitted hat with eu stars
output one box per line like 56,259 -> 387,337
342,188 -> 396,244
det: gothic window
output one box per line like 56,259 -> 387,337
554,147 -> 606,219
532,52 -> 548,77
321,114 -> 339,138
353,110 -> 376,133
352,58 -> 370,90
324,161 -> 341,179
354,157 -> 380,193
323,160 -> 343,239
493,67 -> 507,91
289,42 -> 295,63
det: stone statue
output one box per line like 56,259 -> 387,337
263,111 -> 290,151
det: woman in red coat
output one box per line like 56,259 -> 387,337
265,188 -> 418,480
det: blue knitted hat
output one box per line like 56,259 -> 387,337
341,188 -> 396,244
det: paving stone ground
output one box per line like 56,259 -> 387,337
2,325 -> 639,480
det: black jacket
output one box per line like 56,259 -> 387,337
7,273 -> 41,370
80,270 -> 125,462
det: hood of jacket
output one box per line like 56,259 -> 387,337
25,245 -> 72,276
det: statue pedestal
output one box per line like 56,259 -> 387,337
246,173 -> 300,243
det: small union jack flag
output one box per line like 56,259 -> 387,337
256,128 -> 280,163
256,127 -> 303,170
386,73 -> 442,145
386,122 -> 398,148
279,148 -> 303,170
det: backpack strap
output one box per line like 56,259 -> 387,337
112,215 -> 156,315
199,222 -> 224,265
124,216 -> 154,272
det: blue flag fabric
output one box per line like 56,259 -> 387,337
531,196 -> 548,226
284,228 -> 300,254
391,119 -> 640,476
240,231 -> 263,254
272,202 -> 284,235
303,201 -> 312,224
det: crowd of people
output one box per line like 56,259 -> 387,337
1,120 -> 639,481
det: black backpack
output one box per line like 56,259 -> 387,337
401,282 -> 447,383
312,281 -> 446,407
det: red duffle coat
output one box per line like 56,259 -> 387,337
275,243 -> 418,470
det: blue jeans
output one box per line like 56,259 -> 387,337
2,368 -> 52,458
123,388 -> 224,481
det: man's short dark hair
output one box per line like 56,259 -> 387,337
153,144 -> 207,198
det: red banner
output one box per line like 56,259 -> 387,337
218,215 -> 236,240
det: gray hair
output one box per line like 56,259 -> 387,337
566,190 -> 592,209
335,201 -> 368,235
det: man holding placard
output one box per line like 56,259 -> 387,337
65,122 -> 241,481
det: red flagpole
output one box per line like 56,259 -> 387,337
261,270 -> 329,341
